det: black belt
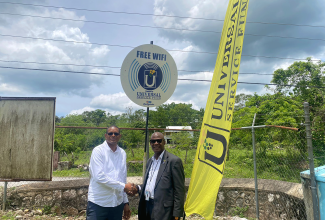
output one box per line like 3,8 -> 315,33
146,198 -> 154,204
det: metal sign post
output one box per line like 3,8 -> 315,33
145,41 -> 153,162
120,41 -> 178,180
252,113 -> 259,219
2,181 -> 7,211
304,102 -> 320,220
145,106 -> 149,162
143,41 -> 153,181
143,106 -> 150,182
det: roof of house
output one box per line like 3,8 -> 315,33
166,126 -> 192,130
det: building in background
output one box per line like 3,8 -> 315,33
164,126 -> 193,144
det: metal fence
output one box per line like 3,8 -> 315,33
229,121 -> 308,219
1,102 -> 322,219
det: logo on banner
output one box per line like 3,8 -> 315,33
197,127 -> 227,174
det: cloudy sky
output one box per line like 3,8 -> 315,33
0,0 -> 324,116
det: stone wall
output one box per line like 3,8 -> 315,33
214,179 -> 305,220
0,178 -> 305,220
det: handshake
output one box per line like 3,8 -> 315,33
124,182 -> 139,196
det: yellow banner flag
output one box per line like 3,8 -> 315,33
184,0 -> 249,219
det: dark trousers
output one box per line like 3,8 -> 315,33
145,199 -> 155,220
86,201 -> 124,220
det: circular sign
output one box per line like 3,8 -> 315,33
120,44 -> 178,107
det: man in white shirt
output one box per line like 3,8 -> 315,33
87,125 -> 135,220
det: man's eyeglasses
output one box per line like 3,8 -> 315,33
150,139 -> 163,144
107,132 -> 120,136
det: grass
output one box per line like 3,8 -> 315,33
0,211 -> 15,220
60,151 -> 92,165
53,168 -> 90,177
229,206 -> 249,218
54,146 -> 307,183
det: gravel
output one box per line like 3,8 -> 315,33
0,209 -> 248,220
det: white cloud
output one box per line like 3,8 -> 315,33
0,5 -> 110,95
153,0 -> 227,30
0,83 -> 21,93
236,88 -> 254,95
91,45 -> 110,57
170,45 -> 194,70
90,93 -> 142,113
272,61 -> 292,71
51,26 -> 89,42
165,98 -> 201,110
69,106 -> 96,115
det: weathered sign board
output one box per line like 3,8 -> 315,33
0,97 -> 56,181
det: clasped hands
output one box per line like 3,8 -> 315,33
124,182 -> 138,196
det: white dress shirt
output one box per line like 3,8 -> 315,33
88,141 -> 128,207
145,150 -> 165,199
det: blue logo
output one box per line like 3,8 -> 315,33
127,61 -> 172,93
138,62 -> 163,91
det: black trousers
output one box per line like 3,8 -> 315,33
145,199 -> 155,220
86,201 -> 124,220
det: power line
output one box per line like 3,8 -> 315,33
0,59 -> 122,69
0,65 -> 119,76
1,65 -> 325,89
0,33 -> 135,48
1,1 -> 325,29
0,59 -> 273,75
0,34 -> 320,62
1,12 -> 325,42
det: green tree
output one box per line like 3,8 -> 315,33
118,107 -> 146,155
55,113 -> 106,153
235,93 -> 253,111
230,93 -> 305,154
170,131 -> 193,163
82,109 -> 108,126
271,58 -> 325,107
55,115 -> 63,123
150,102 -> 203,129
271,58 -> 325,157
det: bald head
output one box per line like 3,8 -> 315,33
150,132 -> 165,159
151,132 -> 164,139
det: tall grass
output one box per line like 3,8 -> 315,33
54,146 -> 307,183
